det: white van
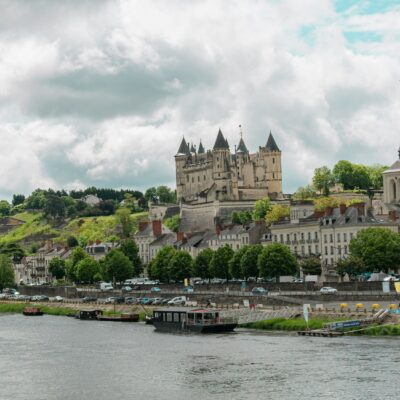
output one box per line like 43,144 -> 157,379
167,296 -> 187,306
100,282 -> 113,291
124,278 -> 149,285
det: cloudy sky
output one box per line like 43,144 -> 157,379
1,0 -> 399,200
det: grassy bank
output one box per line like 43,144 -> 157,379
242,317 -> 400,336
0,303 -> 77,316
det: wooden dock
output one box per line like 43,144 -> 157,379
297,330 -> 344,337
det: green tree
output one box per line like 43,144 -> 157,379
0,243 -> 25,262
115,207 -> 133,238
156,185 -> 176,203
367,164 -> 387,190
349,228 -> 400,273
336,256 -> 365,279
292,185 -> 316,200
76,258 -> 100,283
300,257 -> 321,276
241,245 -> 263,280
103,249 -> 133,283
44,195 -> 66,219
266,205 -> 290,224
351,164 -> 371,190
120,239 -> 143,276
66,236 -> 79,248
12,194 -> 25,206
0,254 -> 15,290
164,214 -> 181,233
169,251 -> 192,282
0,200 -> 11,216
210,245 -> 234,281
66,247 -> 89,282
49,257 -> 66,280
144,187 -> 158,203
229,246 -> 248,280
192,248 -> 214,280
332,160 -> 354,190
26,189 -> 46,210
232,211 -> 252,225
148,246 -> 176,282
258,243 -> 298,282
252,198 -> 271,221
312,166 -> 335,196
123,193 -> 136,212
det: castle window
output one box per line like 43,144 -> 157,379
273,158 -> 275,164
197,176 -> 200,182
204,175 -> 206,181
186,175 -> 189,182
192,177 -> 194,183
273,173 -> 275,179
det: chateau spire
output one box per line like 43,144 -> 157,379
176,136 -> 190,155
213,129 -> 229,150
237,124 -> 248,153
190,143 -> 196,153
198,140 -> 205,154
265,131 -> 280,151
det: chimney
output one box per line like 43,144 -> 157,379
152,220 -> 162,237
139,221 -> 149,232
88,240 -> 94,246
176,232 -> 185,242
339,204 -> 347,215
215,225 -> 221,235
325,206 -> 333,217
255,220 -> 265,226
354,203 -> 365,216
314,210 -> 324,219
95,239 -> 101,245
389,210 -> 398,221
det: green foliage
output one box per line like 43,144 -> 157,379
12,194 -> 25,207
300,256 -> 321,276
76,258 -> 100,283
266,205 -> 289,224
292,185 -> 317,200
144,187 -> 158,203
367,164 -> 388,190
349,228 -> 400,273
0,254 -> 15,290
120,239 -> 143,276
240,244 -> 263,279
232,211 -> 252,225
44,195 -> 66,219
0,242 -> 25,262
0,200 -> 11,216
210,245 -> 234,280
169,251 -> 192,281
336,256 -> 365,278
115,207 -> 133,238
103,249 -> 133,283
192,248 -> 214,280
252,198 -> 271,221
66,247 -> 88,282
164,215 -> 181,233
258,243 -> 298,281
25,189 -> 46,210
312,166 -> 335,196
229,246 -> 248,280
156,186 -> 176,204
148,246 -> 176,282
49,257 -> 66,280
243,317 -> 332,331
313,197 -> 339,211
66,236 -> 79,247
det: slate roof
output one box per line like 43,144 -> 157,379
176,137 -> 190,155
149,233 -> 176,247
383,159 -> 400,173
237,137 -> 248,153
265,132 -> 280,151
213,129 -> 230,150
198,141 -> 205,154
190,144 -> 196,153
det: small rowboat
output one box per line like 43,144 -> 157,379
23,307 -> 43,316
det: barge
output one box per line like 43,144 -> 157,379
152,307 -> 237,333
23,307 -> 43,316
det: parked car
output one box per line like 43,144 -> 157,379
125,297 -> 136,304
17,295 -> 31,301
252,287 -> 268,295
105,297 -> 116,304
122,286 -> 132,292
151,298 -> 163,305
167,296 -> 186,306
51,296 -> 64,302
293,278 -> 304,283
182,286 -> 193,293
162,298 -> 170,304
150,287 -> 161,293
140,297 -> 152,305
82,296 -> 98,303
320,287 -> 338,294
32,295 -> 49,301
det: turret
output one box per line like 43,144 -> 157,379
260,131 -> 282,194
212,129 -> 232,199
175,137 -> 190,201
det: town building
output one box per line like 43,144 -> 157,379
383,147 -> 400,210
80,194 -> 101,206
84,240 -> 119,261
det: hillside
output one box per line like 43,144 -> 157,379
0,211 -> 148,250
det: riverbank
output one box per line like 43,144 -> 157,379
242,317 -> 400,336
0,302 -> 147,320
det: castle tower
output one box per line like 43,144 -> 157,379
236,135 -> 249,182
212,129 -> 232,199
261,131 -> 282,194
175,137 -> 190,202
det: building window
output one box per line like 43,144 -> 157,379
343,233 -> 347,242
308,232 -> 311,241
329,234 -> 333,243
315,245 -> 319,254
315,232 -> 318,240
344,245 -> 348,254
272,158 -> 275,164
330,246 -> 334,255
280,234 -> 283,243
308,245 -> 312,254
301,233 -> 304,240
337,233 -> 340,242
286,234 -> 290,242
294,246 -> 298,254
324,234 -> 327,244
350,232 -> 353,240
325,246 -> 328,255
294,233 -> 297,241
338,246 -> 341,255
272,172 -> 275,179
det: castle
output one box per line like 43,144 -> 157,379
175,129 -> 283,204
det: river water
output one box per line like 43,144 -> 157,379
0,314 -> 398,400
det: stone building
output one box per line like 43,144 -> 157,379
175,129 -> 283,204
383,147 -> 400,209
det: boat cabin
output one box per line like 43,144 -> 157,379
153,308 -> 220,325
78,309 -> 103,320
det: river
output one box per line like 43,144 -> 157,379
0,314 -> 398,400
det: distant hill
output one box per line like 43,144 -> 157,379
0,211 -> 148,249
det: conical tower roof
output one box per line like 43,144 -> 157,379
237,137 -> 248,153
176,137 -> 190,155
265,131 -> 280,151
213,129 -> 229,150
198,141 -> 205,154
190,143 -> 196,153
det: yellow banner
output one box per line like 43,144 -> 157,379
395,282 -> 400,293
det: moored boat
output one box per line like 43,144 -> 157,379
76,309 -> 103,320
23,307 -> 43,316
152,307 -> 237,333
97,313 -> 139,322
